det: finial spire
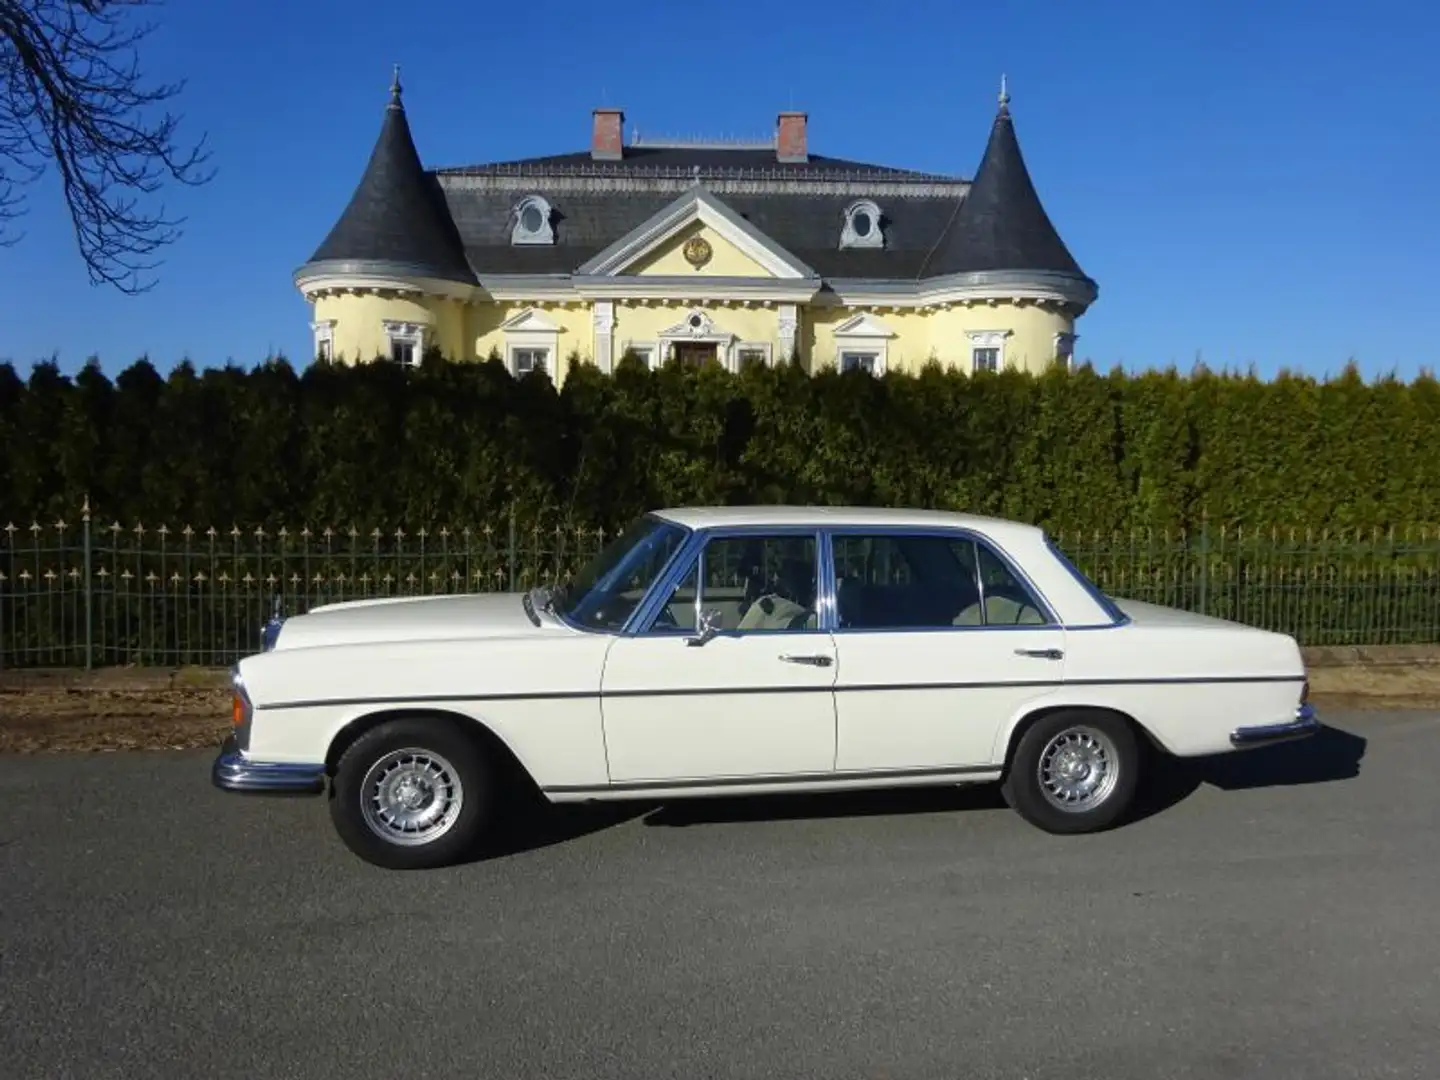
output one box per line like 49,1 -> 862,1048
389,64 -> 402,107
998,73 -> 1010,110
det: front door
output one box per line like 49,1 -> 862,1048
600,529 -> 837,784
829,529 -> 1066,771
672,341 -> 719,369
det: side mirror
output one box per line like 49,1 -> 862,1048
686,607 -> 723,647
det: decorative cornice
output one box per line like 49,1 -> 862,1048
438,172 -> 968,199
295,259 -> 474,302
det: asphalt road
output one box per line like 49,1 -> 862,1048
1,708 -> 1437,1080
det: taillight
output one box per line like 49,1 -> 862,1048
232,693 -> 245,728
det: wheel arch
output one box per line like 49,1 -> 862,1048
997,701 -> 1171,777
324,707 -> 542,797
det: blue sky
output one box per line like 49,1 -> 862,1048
3,0 -> 1437,381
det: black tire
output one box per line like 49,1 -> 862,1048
328,716 -> 494,870
1000,710 -> 1140,834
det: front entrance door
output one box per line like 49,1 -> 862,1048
673,341 -> 719,369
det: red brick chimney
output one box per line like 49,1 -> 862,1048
591,107 -> 624,161
776,111 -> 808,164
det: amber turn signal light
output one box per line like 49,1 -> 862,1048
232,693 -> 245,728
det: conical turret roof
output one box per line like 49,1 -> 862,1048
923,86 -> 1089,281
301,69 -> 474,284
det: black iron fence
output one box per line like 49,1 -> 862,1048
2,502 -> 1438,667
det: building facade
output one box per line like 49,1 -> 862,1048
295,71 -> 1097,381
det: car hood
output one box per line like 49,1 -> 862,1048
271,590 -> 566,651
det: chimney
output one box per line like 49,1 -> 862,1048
591,107 -> 624,161
776,111 -> 808,164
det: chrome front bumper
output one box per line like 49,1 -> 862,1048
1229,703 -> 1321,748
211,734 -> 327,795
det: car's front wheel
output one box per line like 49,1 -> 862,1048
329,717 -> 494,869
1001,710 -> 1139,834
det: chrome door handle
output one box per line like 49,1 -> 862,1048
780,654 -> 834,667
1015,648 -> 1064,660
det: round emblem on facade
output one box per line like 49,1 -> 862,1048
683,236 -> 713,269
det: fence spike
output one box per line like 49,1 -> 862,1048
417,527 -> 428,540
169,572 -> 181,584
82,496 -> 91,521
254,526 -> 267,540
242,572 -> 254,584
195,571 -> 207,583
96,567 -> 109,579
111,521 -> 122,534
439,527 -> 450,539
55,519 -> 68,534
68,567 -> 80,579
3,522 -> 15,535
371,528 -> 382,540
145,571 -> 158,583
182,525 -> 194,538
206,526 -> 218,538
291,574 -> 302,585
134,523 -> 145,537
43,569 -> 56,582
29,521 -> 41,534
278,526 -> 289,539
322,527 -> 333,539
300,527 -> 312,539
19,570 -> 31,582
395,528 -> 406,541
230,526 -> 241,538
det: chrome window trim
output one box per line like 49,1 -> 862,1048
627,524 -> 829,637
820,524 -> 1063,632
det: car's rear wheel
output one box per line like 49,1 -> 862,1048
1001,710 -> 1139,834
329,717 -> 493,869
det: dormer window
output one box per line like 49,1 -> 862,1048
511,195 -> 554,245
840,200 -> 884,249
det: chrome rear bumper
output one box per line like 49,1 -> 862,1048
211,734 -> 326,794
1229,703 -> 1321,748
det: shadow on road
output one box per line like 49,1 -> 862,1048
455,722 -> 1368,860
1131,721 -> 1369,822
642,782 -> 1008,828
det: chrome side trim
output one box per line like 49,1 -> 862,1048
211,735 -> 326,795
1229,703 -> 1320,748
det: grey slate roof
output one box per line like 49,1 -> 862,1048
442,187 -> 965,279
920,101 -> 1089,280
302,84 -> 475,284
305,84 -> 1086,287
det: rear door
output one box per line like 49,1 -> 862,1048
828,528 -> 1065,772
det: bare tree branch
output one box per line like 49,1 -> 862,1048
0,0 -> 213,292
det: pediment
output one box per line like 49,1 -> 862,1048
658,308 -> 738,340
833,312 -> 897,338
499,308 -> 562,333
576,187 -> 817,281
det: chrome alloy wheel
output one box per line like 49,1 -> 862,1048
359,748 -> 466,846
1036,726 -> 1120,813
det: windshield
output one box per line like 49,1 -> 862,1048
554,514 -> 690,631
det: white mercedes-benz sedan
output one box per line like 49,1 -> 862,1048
212,506 -> 1318,869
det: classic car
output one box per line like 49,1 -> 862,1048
212,506 -> 1319,869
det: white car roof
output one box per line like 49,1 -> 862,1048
651,505 -> 1046,541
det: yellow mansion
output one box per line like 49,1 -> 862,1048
295,71 -> 1097,380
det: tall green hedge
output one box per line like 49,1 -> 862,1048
2,350 -> 1437,533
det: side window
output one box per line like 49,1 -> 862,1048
832,533 -> 978,629
700,533 -> 819,633
953,538 -> 1050,626
831,532 -> 1050,629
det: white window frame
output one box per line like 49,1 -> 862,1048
382,320 -> 427,368
499,309 -> 562,381
838,350 -> 881,375
735,342 -> 772,369
1054,331 -> 1077,368
840,199 -> 884,249
965,329 -> 1012,373
511,347 -> 551,377
621,340 -> 659,369
832,312 -> 895,374
511,194 -> 555,246
311,320 -> 336,363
